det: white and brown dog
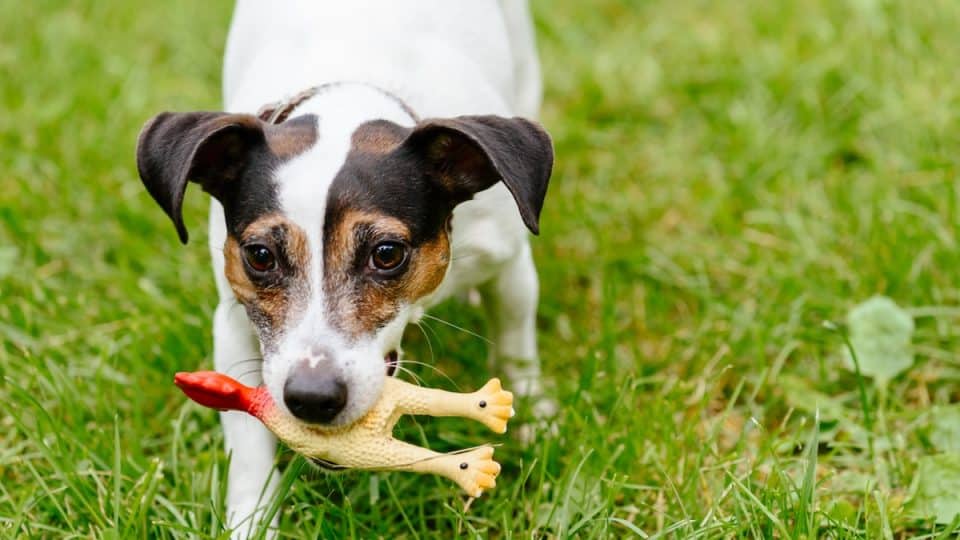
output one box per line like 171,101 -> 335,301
136,0 -> 552,535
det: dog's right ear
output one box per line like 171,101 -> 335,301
136,112 -> 266,244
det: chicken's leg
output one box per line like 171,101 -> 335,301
388,378 -> 515,433
378,440 -> 500,497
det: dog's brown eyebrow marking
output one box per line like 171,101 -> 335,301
349,120 -> 409,154
322,207 -> 450,340
323,209 -> 411,283
264,115 -> 319,159
224,214 -> 312,348
333,210 -> 410,248
239,214 -> 312,271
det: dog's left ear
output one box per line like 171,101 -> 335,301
404,116 -> 553,234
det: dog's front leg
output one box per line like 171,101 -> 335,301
213,302 -> 280,539
481,242 -> 556,418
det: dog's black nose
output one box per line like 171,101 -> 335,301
283,363 -> 348,424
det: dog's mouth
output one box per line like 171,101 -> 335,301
385,350 -> 398,376
310,457 -> 348,471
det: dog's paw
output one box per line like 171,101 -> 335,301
472,378 -> 514,433
511,395 -> 560,444
451,446 -> 501,497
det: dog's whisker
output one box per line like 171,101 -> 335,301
225,366 -> 262,378
421,313 -> 493,345
396,358 -> 444,372
416,318 -> 444,347
391,364 -> 421,384
414,319 -> 454,377
224,357 -> 264,377
231,367 -> 264,381
413,321 -> 437,365
235,368 -> 261,380
231,357 -> 264,365
397,358 -> 461,391
392,365 -> 426,386
449,253 -> 482,263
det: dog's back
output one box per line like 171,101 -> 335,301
224,0 -> 539,119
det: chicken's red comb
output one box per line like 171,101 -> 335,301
174,371 -> 259,413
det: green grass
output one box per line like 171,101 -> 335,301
3,0 -> 960,537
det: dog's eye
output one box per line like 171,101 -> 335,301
243,244 -> 277,273
369,241 -> 408,273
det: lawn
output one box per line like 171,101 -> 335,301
3,0 -> 960,537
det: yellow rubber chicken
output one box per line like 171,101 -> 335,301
174,371 -> 514,497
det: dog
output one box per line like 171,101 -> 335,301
135,0 -> 553,535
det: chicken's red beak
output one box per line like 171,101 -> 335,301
174,371 -> 259,413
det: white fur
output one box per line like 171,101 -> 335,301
208,1 -> 544,537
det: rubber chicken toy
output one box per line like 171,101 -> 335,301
174,371 -> 514,496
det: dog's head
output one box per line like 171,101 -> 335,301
136,86 -> 552,427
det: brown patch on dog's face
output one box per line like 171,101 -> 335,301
349,120 -> 408,154
402,232 -> 451,298
264,115 -> 319,159
223,214 -> 312,349
223,236 -> 257,304
322,208 -> 450,340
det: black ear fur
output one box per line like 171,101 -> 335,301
135,112 -> 265,243
405,115 -> 553,234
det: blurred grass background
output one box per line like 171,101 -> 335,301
3,0 -> 960,537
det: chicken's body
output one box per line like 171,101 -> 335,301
175,372 -> 514,496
